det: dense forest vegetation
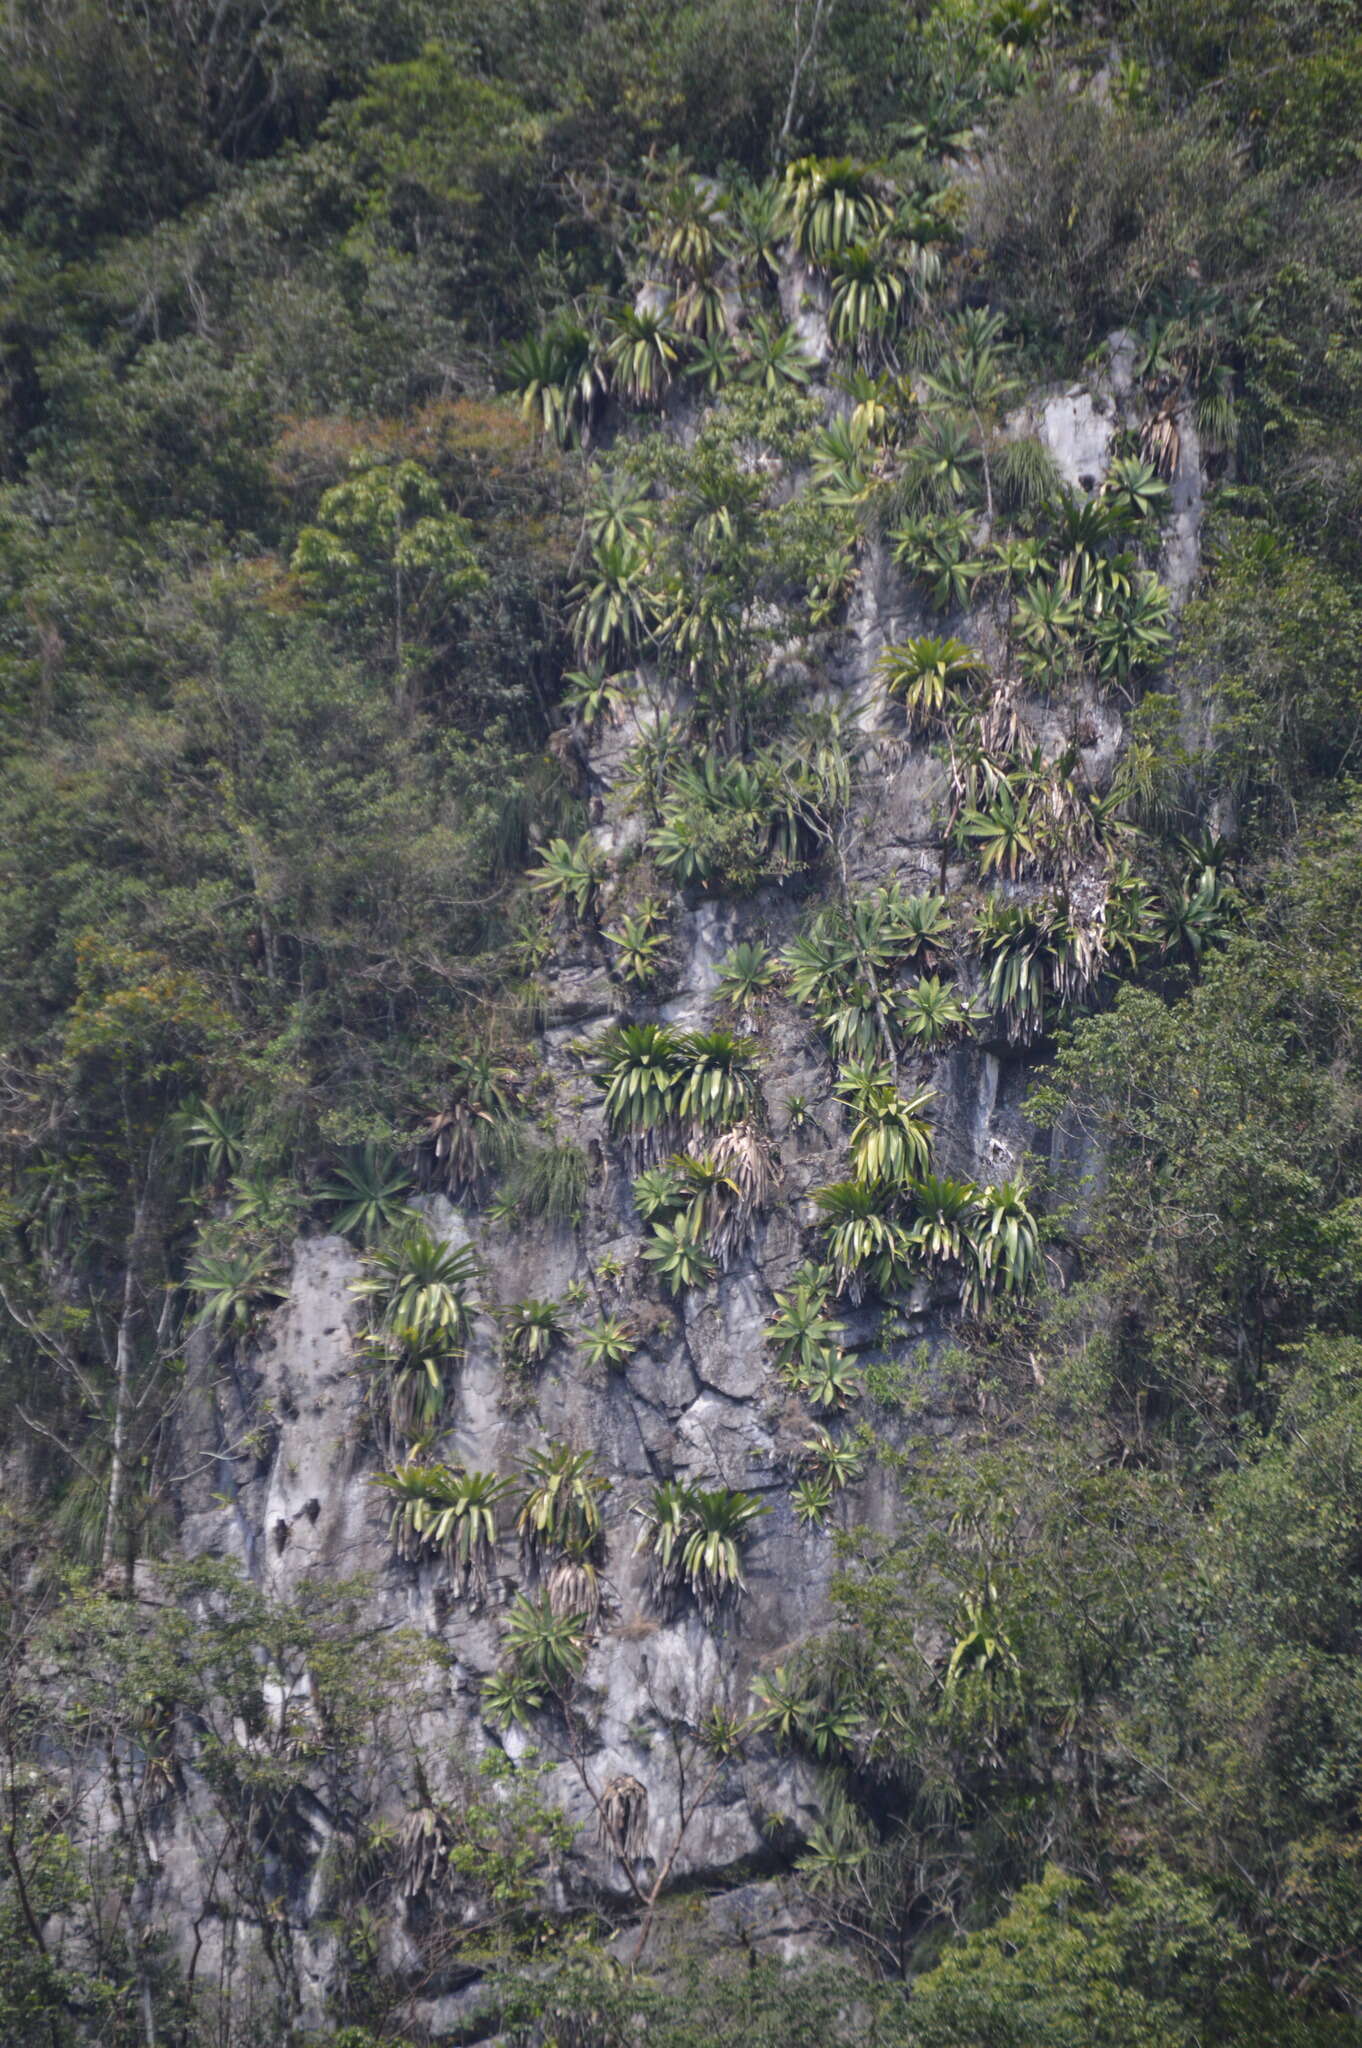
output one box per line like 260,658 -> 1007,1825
3,0 -> 1362,2041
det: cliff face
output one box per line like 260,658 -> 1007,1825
139,326 -> 1206,2031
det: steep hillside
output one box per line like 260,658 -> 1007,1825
3,5 -> 1362,2045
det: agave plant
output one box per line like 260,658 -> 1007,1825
780,156 -> 888,265
516,1443 -> 609,1573
827,236 -> 910,352
961,783 -> 1038,879
966,1178 -> 1042,1307
972,897 -> 1056,1046
901,974 -> 976,1050
813,1180 -> 914,1301
227,1171 -> 303,1245
685,328 -> 739,394
631,1161 -> 689,1225
715,940 -> 778,1017
802,1348 -> 862,1411
740,314 -> 813,392
1155,863 -> 1236,961
632,1480 -> 695,1615
648,169 -> 728,278
604,906 -> 669,988
319,1145 -> 414,1245
502,1297 -> 564,1373
902,415 -> 982,509
878,634 -> 986,734
579,1316 -> 637,1370
606,304 -> 679,405
890,510 -> 985,613
802,1425 -> 864,1493
352,1226 -> 478,1351
584,470 -> 655,554
909,1173 -> 979,1270
792,1474 -> 836,1526
370,1462 -> 511,1602
421,1053 -> 517,1199
503,1592 -> 591,1688
642,1211 -> 717,1296
481,1668 -> 546,1731
680,1487 -> 769,1622
1090,574 -> 1173,689
182,1099 -> 247,1184
1101,454 -> 1170,526
676,1028 -> 762,1133
767,1270 -> 843,1379
836,1065 -> 935,1184
529,833 -> 603,922
591,1022 -> 685,1145
571,534 -> 657,662
189,1248 -> 286,1336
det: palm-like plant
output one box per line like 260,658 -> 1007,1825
1090,574 -> 1173,689
767,1271 -> 843,1379
715,940 -> 778,1017
506,321 -> 606,448
606,304 -> 679,405
792,1475 -> 836,1526
571,534 -> 657,662
809,416 -> 872,505
740,315 -> 813,391
909,1173 -> 978,1270
972,897 -> 1055,1045
676,1028 -> 761,1133
183,1100 -> 246,1184
961,783 -> 1037,879
604,907 -> 669,989
352,1226 -> 478,1351
642,1211 -> 717,1296
421,1053 -> 517,1199
966,1178 -> 1041,1307
780,157 -> 888,265
903,416 -> 982,508
592,1022 -> 685,1144
1156,863 -> 1236,961
890,511 -> 985,613
813,1180 -> 914,1301
189,1248 -> 286,1336
579,1316 -> 637,1370
632,1161 -> 688,1225
1014,577 -> 1082,669
372,1462 -> 511,1601
827,237 -> 908,351
835,1064 -> 935,1184
515,1443 -> 609,1570
502,1297 -> 564,1372
878,634 -> 986,734
632,1479 -> 695,1614
681,1487 -> 769,1621
319,1145 -> 414,1245
529,833 -> 603,922
1101,454 -> 1170,525
901,974 -> 976,1049
503,1592 -> 590,1688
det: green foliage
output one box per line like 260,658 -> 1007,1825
578,1316 -> 637,1370
372,1461 -> 512,1598
502,1592 -> 590,1687
634,1479 -> 768,1622
319,1145 -> 414,1244
352,1224 -> 478,1351
501,1297 -> 565,1372
515,1443 -> 609,1568
188,1247 -> 287,1336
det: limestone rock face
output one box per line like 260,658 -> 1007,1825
153,320 -> 1205,2019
